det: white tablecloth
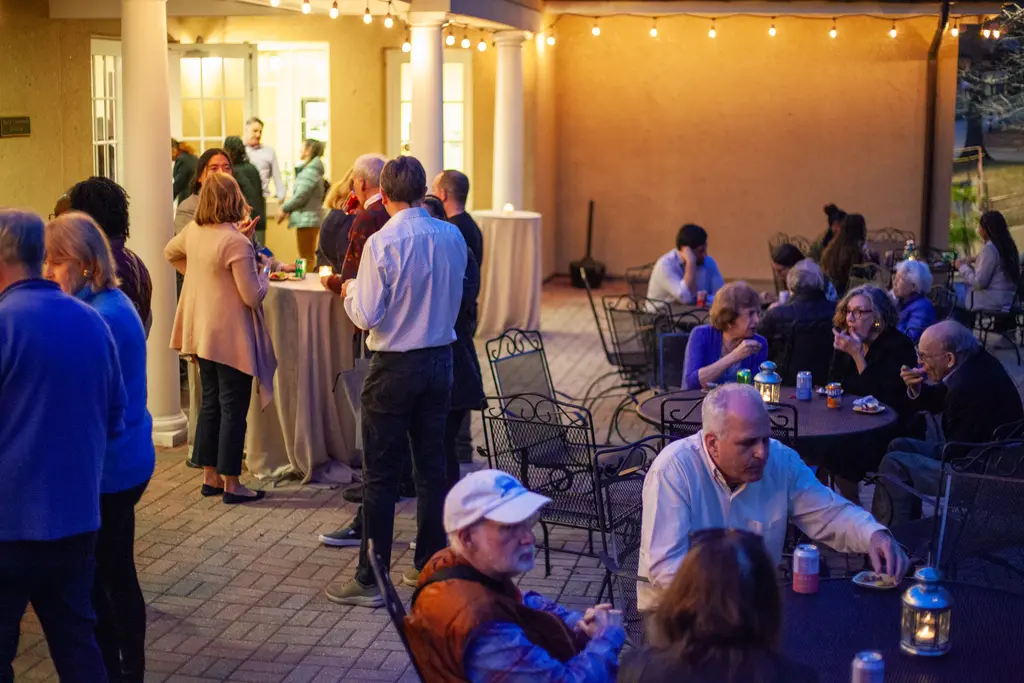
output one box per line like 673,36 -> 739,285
475,210 -> 543,337
245,275 -> 358,485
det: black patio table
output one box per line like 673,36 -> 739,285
781,578 -> 1024,683
637,388 -> 898,473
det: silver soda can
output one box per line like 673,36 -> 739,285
792,544 -> 820,594
796,371 -> 813,401
851,651 -> 884,683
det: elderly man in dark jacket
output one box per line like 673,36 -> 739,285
759,259 -> 836,377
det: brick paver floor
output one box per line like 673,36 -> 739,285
15,279 -> 1024,681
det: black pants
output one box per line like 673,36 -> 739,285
0,532 -> 107,683
445,410 -> 468,491
94,481 -> 149,683
356,347 -> 452,584
194,358 -> 253,476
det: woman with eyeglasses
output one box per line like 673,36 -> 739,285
620,528 -> 818,683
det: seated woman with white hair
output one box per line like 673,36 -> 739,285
759,260 -> 837,362
891,259 -> 937,345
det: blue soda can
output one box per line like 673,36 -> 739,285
796,371 -> 813,401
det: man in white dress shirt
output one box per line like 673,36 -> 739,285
325,155 -> 468,608
646,223 -> 725,308
243,117 -> 286,202
638,384 -> 909,611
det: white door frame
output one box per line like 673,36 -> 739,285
168,43 -> 258,143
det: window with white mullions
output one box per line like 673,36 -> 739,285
90,40 -> 123,183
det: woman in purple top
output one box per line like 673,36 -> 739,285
683,281 -> 768,390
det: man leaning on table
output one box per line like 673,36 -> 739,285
638,384 -> 909,612
646,223 -> 724,308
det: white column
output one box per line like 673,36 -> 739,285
409,11 -> 446,180
492,31 -> 528,211
122,0 -> 187,447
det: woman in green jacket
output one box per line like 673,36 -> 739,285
223,136 -> 267,244
277,139 -> 326,263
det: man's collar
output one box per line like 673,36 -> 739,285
0,277 -> 59,303
364,193 -> 383,209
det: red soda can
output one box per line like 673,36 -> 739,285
696,290 -> 708,308
793,544 -> 820,594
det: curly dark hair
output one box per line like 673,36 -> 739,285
67,177 -> 130,240
223,136 -> 249,167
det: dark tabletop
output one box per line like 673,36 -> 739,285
637,388 -> 897,440
781,579 -> 1024,683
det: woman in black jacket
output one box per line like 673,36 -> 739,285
619,528 -> 818,683
318,169 -> 359,271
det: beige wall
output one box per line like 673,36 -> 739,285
549,14 -> 958,280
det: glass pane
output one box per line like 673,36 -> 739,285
400,102 -> 412,145
182,100 -> 201,138
443,63 -> 463,102
203,139 -> 222,153
105,56 -> 117,101
203,99 -> 222,138
104,99 -> 115,142
107,145 -> 117,181
201,57 -> 224,98
225,99 -> 244,138
400,62 -> 412,102
93,56 -> 104,98
180,58 -> 201,98
443,141 -> 464,172
443,102 -> 463,142
93,99 -> 105,144
96,144 -> 107,177
224,58 -> 244,99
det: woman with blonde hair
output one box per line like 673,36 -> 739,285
165,172 -> 276,505
620,529 -> 818,683
317,166 -> 359,271
682,281 -> 768,390
44,211 -> 155,683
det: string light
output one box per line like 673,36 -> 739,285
461,33 -> 471,49
269,0 -> 279,6
769,18 -> 776,37
546,33 -> 556,46
592,19 -> 601,37
649,18 -> 658,38
477,38 -> 487,51
830,18 -> 837,39
329,1 -> 338,19
301,0 -> 310,14
446,28 -> 455,46
362,2 -> 372,24
983,26 -> 991,38
950,23 -> 960,37
994,27 -> 1002,39
384,2 -> 394,28
402,32 -> 411,53
889,21 -> 897,38
708,19 -> 716,39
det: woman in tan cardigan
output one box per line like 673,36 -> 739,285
165,173 -> 276,504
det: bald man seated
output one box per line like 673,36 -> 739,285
872,320 -> 1023,527
638,384 -> 908,611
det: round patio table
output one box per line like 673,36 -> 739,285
636,388 -> 898,473
781,578 -> 1024,683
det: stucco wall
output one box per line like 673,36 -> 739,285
550,14 -> 958,280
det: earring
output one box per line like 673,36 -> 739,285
873,320 -> 881,329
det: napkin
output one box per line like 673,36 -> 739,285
853,395 -> 880,410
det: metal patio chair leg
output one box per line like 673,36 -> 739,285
605,394 -> 635,444
541,519 -> 552,576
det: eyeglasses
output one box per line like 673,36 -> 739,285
845,307 -> 874,321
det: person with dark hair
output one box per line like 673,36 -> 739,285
819,213 -> 868,297
647,223 -> 724,308
244,116 -> 286,202
809,203 -> 847,261
171,139 -> 198,204
432,170 -> 482,266
224,135 -> 267,244
957,210 -> 1020,313
622,528 -> 818,683
767,243 -> 838,303
277,138 -> 327,263
173,148 -> 234,233
65,177 -> 154,336
325,155 -> 467,607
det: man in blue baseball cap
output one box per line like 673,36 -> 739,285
403,470 -> 626,682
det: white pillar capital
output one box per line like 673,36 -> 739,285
407,10 -> 447,28
493,30 -> 530,46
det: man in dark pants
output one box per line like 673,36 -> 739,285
325,156 -> 467,606
0,209 -> 125,682
432,169 -> 483,465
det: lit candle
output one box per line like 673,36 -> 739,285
917,623 -> 935,642
319,266 -> 332,278
503,203 -> 515,213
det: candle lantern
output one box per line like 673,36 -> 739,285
900,566 -> 952,656
318,266 -> 332,278
753,361 -> 782,406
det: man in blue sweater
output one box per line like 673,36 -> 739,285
0,209 -> 126,683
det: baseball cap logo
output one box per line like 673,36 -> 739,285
494,474 -> 521,498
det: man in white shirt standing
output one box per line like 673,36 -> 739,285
646,224 -> 725,308
638,384 -> 908,611
243,117 -> 286,202
325,155 -> 468,607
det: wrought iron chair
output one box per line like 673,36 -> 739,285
624,262 -> 655,301
969,293 -> 1022,366
659,396 -> 704,440
580,267 -> 640,408
766,403 -> 799,448
789,235 -> 812,255
593,435 -> 666,647
479,393 -> 602,575
867,227 -> 915,259
655,332 -> 689,392
928,284 -> 957,322
367,539 -> 426,682
847,262 -> 889,292
777,318 -> 836,386
485,328 -> 572,402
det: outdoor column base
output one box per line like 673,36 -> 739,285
152,411 -> 189,447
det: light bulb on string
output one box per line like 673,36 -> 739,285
994,27 -> 1002,39
592,19 -> 601,37
461,34 -> 471,49
363,3 -> 372,24
301,0 -> 310,14
384,2 -> 394,28
709,19 -> 716,39
402,34 -> 411,53
983,27 -> 991,38
650,19 -> 658,38
769,18 -> 776,37
446,30 -> 455,46
546,33 -> 556,46
477,38 -> 487,51
829,18 -> 837,39
951,22 -> 960,37
889,21 -> 897,39
329,1 -> 338,19
269,0 -> 279,7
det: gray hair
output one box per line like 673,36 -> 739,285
786,259 -> 825,294
352,153 -> 388,189
895,259 -> 933,295
834,284 -> 899,331
930,320 -> 981,359
0,209 -> 45,276
702,383 -> 765,435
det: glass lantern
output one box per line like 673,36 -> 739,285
754,361 -> 782,406
900,567 -> 952,656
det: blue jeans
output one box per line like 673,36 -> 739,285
0,532 -> 107,683
356,346 -> 453,585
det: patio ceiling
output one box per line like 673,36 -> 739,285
546,1 -> 1003,17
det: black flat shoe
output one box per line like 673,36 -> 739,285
201,484 -> 224,497
223,490 -> 266,505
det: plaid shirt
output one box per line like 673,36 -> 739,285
340,198 -> 390,281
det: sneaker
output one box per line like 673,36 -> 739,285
409,541 -> 417,551
401,567 -> 420,588
325,579 -> 384,607
319,523 -> 362,547
342,484 -> 363,504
